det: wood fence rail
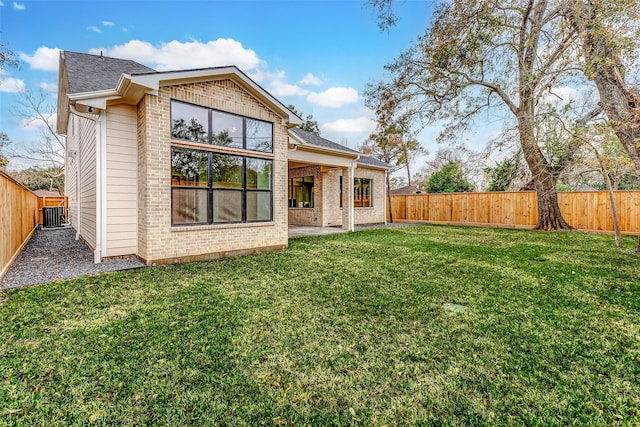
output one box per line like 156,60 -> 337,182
0,170 -> 39,279
387,191 -> 640,234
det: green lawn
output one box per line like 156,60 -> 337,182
1,225 -> 639,426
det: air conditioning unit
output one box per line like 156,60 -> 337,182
43,206 -> 65,228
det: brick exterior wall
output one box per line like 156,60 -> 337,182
322,169 -> 343,227
137,79 -> 288,265
353,167 -> 386,225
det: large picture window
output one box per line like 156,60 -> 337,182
288,176 -> 314,208
171,147 -> 273,225
171,100 -> 273,153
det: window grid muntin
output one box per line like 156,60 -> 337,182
170,100 -> 273,153
171,146 -> 273,226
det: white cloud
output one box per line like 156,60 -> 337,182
307,87 -> 359,108
20,47 -> 60,72
323,117 -> 376,133
91,38 -> 262,71
12,2 -> 24,10
40,82 -> 58,92
0,77 -> 26,93
299,73 -> 323,86
249,70 -> 308,97
102,21 -> 115,26
87,26 -> 101,33
0,2 -> 5,7
268,81 -> 309,97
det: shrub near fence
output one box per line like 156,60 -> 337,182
0,170 -> 39,279
388,191 -> 640,235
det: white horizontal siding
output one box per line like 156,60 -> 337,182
78,116 -> 97,250
105,105 -> 138,257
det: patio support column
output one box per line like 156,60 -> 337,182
342,161 -> 355,232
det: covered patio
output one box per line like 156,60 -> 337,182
287,128 -> 388,231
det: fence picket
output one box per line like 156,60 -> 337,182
387,191 -> 640,234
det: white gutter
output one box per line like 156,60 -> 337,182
98,113 -> 107,264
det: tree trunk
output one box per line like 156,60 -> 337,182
518,115 -> 573,230
592,75 -> 640,177
532,173 -> 573,230
602,165 -> 623,248
569,1 -> 640,177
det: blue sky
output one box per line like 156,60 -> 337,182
0,0 -> 444,170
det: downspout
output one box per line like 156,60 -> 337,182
68,104 -> 103,263
99,114 -> 107,264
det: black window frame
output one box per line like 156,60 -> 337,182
171,147 -> 273,226
171,99 -> 274,153
338,176 -> 373,208
288,176 -> 315,208
354,177 -> 373,208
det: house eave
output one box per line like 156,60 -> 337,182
298,144 -> 360,159
356,161 -> 389,171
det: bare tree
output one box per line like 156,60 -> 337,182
0,40 -> 18,71
11,88 -> 65,170
366,0 -> 588,230
360,106 -> 426,222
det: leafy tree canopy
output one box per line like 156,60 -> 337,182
11,166 -> 64,192
287,105 -> 321,136
427,161 -> 473,193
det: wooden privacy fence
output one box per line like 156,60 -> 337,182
0,170 -> 39,279
387,191 -> 640,235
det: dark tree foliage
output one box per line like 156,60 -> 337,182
486,154 -> 522,191
427,161 -> 474,193
287,105 -> 321,136
11,166 -> 64,192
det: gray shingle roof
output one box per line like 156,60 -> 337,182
63,51 -> 156,94
357,156 -> 389,169
291,128 -> 361,154
290,127 -> 389,169
390,185 -> 426,195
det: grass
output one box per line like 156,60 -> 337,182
1,225 -> 639,426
